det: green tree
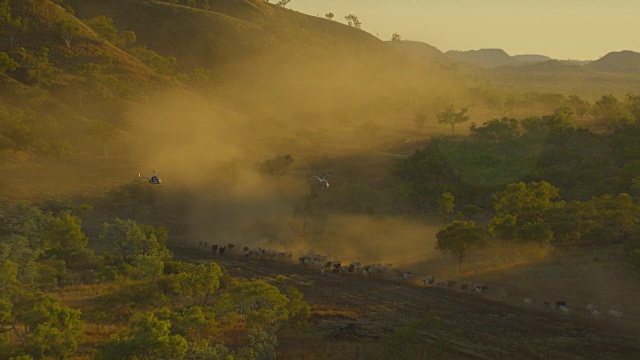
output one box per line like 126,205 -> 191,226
564,94 -> 591,120
437,106 -> 469,135
489,181 -> 562,243
98,312 -> 188,360
175,262 -> 223,307
2,290 -> 83,359
276,0 -> 291,7
43,212 -> 88,268
99,218 -> 171,266
84,16 -> 136,49
590,193 -> 640,243
325,12 -> 334,20
57,19 -> 80,49
0,51 -> 18,74
0,1 -> 29,49
437,192 -> 455,224
436,221 -> 486,268
625,93 -> 640,122
14,47 -> 60,86
224,281 -> 290,333
591,94 -> 632,128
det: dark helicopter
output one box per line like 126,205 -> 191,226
313,175 -> 330,189
139,170 -> 161,185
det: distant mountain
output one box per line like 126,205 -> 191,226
512,54 -> 552,64
586,50 -> 640,73
445,48 -> 513,68
445,49 -> 554,69
386,40 -> 450,65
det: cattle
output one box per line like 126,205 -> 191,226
447,280 -> 457,288
591,310 -> 602,318
243,246 -> 250,252
524,297 -> 534,305
473,284 -> 488,293
203,241 -> 208,249
586,304 -> 598,312
218,247 -> 226,256
211,244 -> 218,254
543,301 -> 551,307
423,276 -> 436,286
228,243 -> 235,250
559,305 -> 570,315
460,283 -> 469,292
607,310 -> 623,318
555,301 -> 567,309
401,272 -> 413,281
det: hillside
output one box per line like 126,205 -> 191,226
386,40 -> 451,65
445,48 -> 515,68
1,0 -> 164,86
586,50 -> 640,73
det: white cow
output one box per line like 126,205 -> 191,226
607,310 -> 623,318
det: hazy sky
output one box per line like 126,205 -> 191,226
289,0 -> 639,60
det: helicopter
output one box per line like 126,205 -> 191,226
139,170 -> 161,185
313,175 -> 330,189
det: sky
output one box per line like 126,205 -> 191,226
288,0 -> 639,60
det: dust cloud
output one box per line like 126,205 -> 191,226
122,51 -> 458,268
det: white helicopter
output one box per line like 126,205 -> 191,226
139,169 -> 161,185
313,175 -> 330,189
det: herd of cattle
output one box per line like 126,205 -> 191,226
196,241 -> 625,321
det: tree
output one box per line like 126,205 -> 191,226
325,12 -> 334,20
564,95 -> 591,120
83,16 -> 136,49
391,33 -> 402,41
437,192 -> 455,224
436,221 -> 486,268
224,281 -> 290,333
437,106 -> 469,135
0,1 -> 29,49
98,312 -> 188,360
99,218 -> 171,266
0,52 -> 18,74
344,14 -> 361,29
276,0 -> 291,7
175,262 -> 223,307
57,19 -> 80,49
591,94 -> 632,128
14,47 -> 60,86
43,212 -> 88,268
625,93 -> 640,122
414,112 -> 426,132
1,290 -> 83,359
489,181 -> 562,243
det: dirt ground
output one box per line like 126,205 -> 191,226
175,247 -> 640,360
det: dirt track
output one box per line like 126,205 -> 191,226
175,248 -> 640,360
